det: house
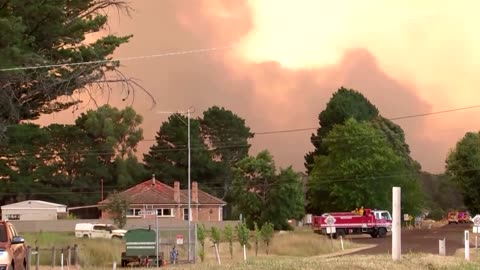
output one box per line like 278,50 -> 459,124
1,200 -> 67,221
99,177 -> 226,221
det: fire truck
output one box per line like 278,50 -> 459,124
312,208 -> 392,238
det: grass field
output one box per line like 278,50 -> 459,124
24,229 -> 480,269
22,229 -> 359,268
173,253 -> 480,270
23,231 -> 124,267
32,253 -> 480,270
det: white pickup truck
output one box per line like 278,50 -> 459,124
75,223 -> 127,239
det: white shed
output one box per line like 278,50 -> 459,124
1,200 -> 67,221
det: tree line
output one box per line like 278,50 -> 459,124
0,104 -> 305,229
2,87 -> 469,229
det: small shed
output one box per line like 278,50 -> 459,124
1,200 -> 67,221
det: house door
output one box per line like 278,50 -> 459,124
183,209 -> 189,221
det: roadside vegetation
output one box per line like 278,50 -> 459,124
22,227 -> 361,268
22,232 -> 124,268
176,253 -> 480,270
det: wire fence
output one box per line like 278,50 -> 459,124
26,244 -> 78,270
157,225 -> 197,264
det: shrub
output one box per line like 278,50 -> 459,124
197,224 -> 206,262
261,222 -> 274,255
428,208 -> 445,221
223,224 -> 234,259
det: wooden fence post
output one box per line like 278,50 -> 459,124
35,247 -> 40,270
72,244 -> 78,266
26,246 -> 31,270
61,248 -> 64,270
51,246 -> 56,269
67,246 -> 71,267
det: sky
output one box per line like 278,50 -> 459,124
36,0 -> 480,173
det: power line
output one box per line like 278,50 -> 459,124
0,112 -> 477,159
0,104 -> 478,166
0,46 -> 232,72
253,104 -> 480,135
0,166 -> 470,197
388,104 -> 480,121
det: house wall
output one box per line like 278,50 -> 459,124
196,206 -> 223,221
2,208 -> 58,221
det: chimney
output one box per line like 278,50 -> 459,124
152,174 -> 155,186
174,181 -> 180,203
192,181 -> 198,203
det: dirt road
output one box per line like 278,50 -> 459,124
348,223 -> 472,255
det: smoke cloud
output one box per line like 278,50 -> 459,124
36,0 -> 479,173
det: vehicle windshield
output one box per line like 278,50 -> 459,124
0,224 -> 7,242
381,212 -> 392,221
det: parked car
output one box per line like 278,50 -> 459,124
75,223 -> 127,239
0,220 -> 27,270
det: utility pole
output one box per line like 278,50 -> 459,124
101,178 -> 104,201
392,187 -> 401,261
187,108 -> 192,262
156,107 -> 193,262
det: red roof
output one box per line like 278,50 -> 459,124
99,179 -> 225,205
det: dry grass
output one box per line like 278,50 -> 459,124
48,253 -> 480,270
23,231 -> 125,268
268,229 -> 357,256
197,228 -> 361,264
24,228 -> 362,268
29,229 -> 479,270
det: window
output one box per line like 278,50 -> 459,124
8,225 -> 17,237
107,225 -> 119,231
163,209 -> 172,216
0,224 -> 7,242
183,209 -> 189,221
381,212 -> 392,221
93,225 -> 106,231
127,208 -> 141,217
6,214 -> 19,220
156,208 -> 174,217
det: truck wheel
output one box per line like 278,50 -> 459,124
378,228 -> 387,237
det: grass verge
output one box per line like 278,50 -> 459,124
37,253 -> 480,270
22,231 -> 124,268
22,228 -> 360,267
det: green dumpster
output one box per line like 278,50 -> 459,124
121,228 -> 164,267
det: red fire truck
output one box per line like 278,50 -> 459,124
312,208 -> 392,238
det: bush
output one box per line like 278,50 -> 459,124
197,224 -> 206,262
427,208 -> 445,221
223,224 -> 234,259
